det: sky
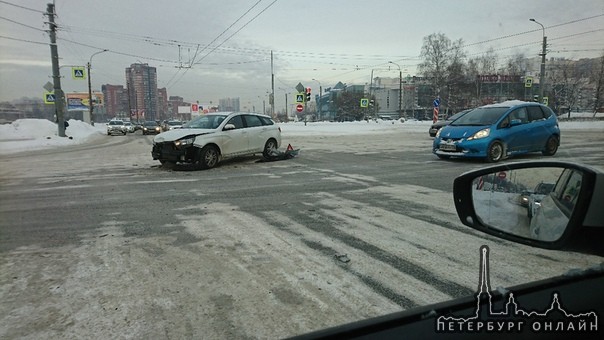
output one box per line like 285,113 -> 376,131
1,0 -> 603,111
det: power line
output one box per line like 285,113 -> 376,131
0,0 -> 45,14
0,34 -> 47,45
192,0 -> 280,65
0,15 -> 46,32
169,0 -> 280,88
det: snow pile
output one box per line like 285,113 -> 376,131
0,119 -> 105,154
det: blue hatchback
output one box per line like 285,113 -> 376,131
433,100 -> 560,162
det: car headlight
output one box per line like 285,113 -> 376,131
467,128 -> 490,140
174,137 -> 195,147
435,128 -> 443,138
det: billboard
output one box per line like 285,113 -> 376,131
66,92 -> 104,111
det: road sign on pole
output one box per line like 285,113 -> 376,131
296,82 -> 305,93
72,67 -> 86,80
296,104 -> 304,113
295,93 -> 305,103
44,92 -> 56,104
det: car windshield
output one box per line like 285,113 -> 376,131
109,121 -> 123,125
144,121 -> 157,126
450,107 -> 509,126
182,114 -> 228,129
167,121 -> 181,126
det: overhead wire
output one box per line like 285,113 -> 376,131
0,0 -> 46,14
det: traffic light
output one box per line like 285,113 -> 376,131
306,87 -> 311,102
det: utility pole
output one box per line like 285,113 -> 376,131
284,92 -> 288,120
389,61 -> 402,118
271,51 -> 275,118
87,49 -> 108,125
47,3 -> 66,137
530,18 -> 547,102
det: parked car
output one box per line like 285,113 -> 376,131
142,121 -> 161,135
152,112 -> 281,169
428,109 -> 472,137
107,119 -> 127,135
433,100 -> 560,162
527,181 -> 556,218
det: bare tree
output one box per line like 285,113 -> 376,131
479,48 -> 498,74
548,59 -> 590,117
418,33 -> 452,97
504,52 -> 530,75
592,52 -> 604,116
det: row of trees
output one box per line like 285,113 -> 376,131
418,33 -> 604,115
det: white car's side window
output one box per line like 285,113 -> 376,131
226,116 -> 244,129
243,115 -> 263,128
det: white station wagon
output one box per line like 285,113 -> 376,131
152,112 -> 281,169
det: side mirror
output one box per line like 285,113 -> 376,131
453,161 -> 604,249
223,124 -> 236,131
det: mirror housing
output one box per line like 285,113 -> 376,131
453,161 -> 604,249
223,124 -> 236,131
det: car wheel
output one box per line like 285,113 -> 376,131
262,138 -> 278,159
486,141 -> 504,162
197,145 -> 219,169
542,135 -> 559,156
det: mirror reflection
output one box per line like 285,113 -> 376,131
471,167 -> 583,242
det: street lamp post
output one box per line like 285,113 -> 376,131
389,61 -> 402,117
312,78 -> 322,120
530,18 -> 546,102
87,49 -> 108,125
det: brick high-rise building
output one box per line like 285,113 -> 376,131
102,84 -> 128,119
125,63 -> 158,121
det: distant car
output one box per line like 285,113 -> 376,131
162,120 -> 183,131
428,109 -> 472,137
152,112 -> 281,169
123,121 -> 135,133
107,120 -> 127,135
527,182 -> 556,218
433,100 -> 560,162
142,121 -> 161,135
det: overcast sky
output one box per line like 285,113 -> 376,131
1,0 -> 603,111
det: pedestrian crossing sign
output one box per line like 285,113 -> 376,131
295,93 -> 305,103
44,92 -> 55,104
72,67 -> 86,80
